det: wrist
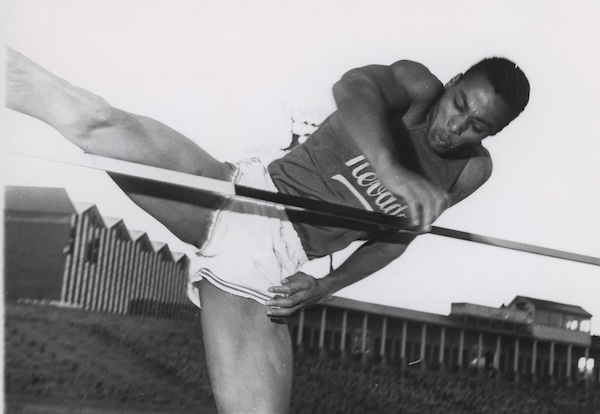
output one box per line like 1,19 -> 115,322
319,272 -> 346,297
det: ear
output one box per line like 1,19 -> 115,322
445,74 -> 462,89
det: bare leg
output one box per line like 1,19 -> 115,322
6,48 -> 234,247
7,50 -> 295,411
198,280 -> 293,414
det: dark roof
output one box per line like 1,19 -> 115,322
128,230 -> 146,241
328,297 -> 453,326
4,186 -> 75,215
509,296 -> 592,318
103,217 -> 123,228
135,233 -> 155,251
171,252 -> 191,265
73,202 -> 95,214
4,185 -> 188,264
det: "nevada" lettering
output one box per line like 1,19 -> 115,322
332,155 -> 407,217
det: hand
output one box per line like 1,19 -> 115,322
265,272 -> 333,317
380,167 -> 450,232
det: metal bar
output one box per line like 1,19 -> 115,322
12,151 -> 600,267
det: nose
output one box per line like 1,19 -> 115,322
448,116 -> 466,135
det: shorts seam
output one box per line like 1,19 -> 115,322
197,163 -> 240,255
200,268 -> 272,302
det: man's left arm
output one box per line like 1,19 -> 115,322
266,232 -> 417,317
266,150 -> 492,317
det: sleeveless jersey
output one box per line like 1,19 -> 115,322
268,119 -> 484,259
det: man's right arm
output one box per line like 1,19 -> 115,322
332,61 -> 448,230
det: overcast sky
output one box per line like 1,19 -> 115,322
2,0 -> 599,334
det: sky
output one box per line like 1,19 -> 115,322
2,0 -> 599,333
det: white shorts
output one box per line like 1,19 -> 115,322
187,158 -> 309,308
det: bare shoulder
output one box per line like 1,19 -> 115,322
449,145 -> 493,205
335,60 -> 443,112
389,60 -> 444,101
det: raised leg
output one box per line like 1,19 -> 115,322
7,48 -> 297,412
198,280 -> 293,414
6,48 -> 234,247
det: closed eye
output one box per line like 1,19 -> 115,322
454,98 -> 464,111
471,117 -> 493,134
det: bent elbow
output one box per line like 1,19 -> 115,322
333,70 -> 380,105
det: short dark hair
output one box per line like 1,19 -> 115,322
464,57 -> 530,123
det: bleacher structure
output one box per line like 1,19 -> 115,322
287,296 -> 598,384
4,185 -> 600,413
4,185 -> 196,320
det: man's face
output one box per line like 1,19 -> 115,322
426,74 -> 512,155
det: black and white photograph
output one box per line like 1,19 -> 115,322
2,0 -> 600,413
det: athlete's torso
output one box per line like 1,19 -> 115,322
268,111 -> 485,259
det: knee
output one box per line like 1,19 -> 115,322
59,91 -> 119,142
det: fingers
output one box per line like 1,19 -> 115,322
266,295 -> 306,317
266,290 -> 310,317
404,182 -> 449,231
267,290 -> 308,309
266,273 -> 319,317
267,279 -> 313,309
267,304 -> 304,318
268,273 -> 310,296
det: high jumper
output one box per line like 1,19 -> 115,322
6,48 -> 531,413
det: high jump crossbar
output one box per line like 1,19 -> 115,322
12,151 -> 600,267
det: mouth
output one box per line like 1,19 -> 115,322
432,132 -> 450,149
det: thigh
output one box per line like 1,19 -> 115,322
88,110 -> 230,179
92,110 -> 236,247
115,190 -> 229,247
198,280 -> 293,414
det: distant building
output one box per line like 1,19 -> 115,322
5,186 -> 75,301
289,296 -> 598,384
506,295 -> 592,339
4,186 -> 194,320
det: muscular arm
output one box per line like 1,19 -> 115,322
332,61 -> 434,168
267,148 -> 492,317
332,61 -> 448,229
266,232 -> 416,317
322,232 -> 416,292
